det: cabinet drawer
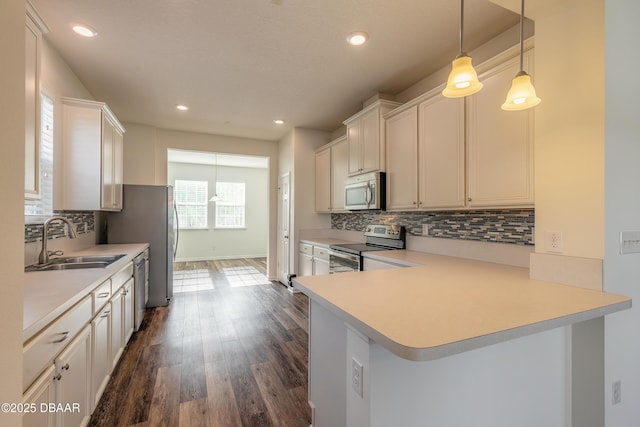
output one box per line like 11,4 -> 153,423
300,243 -> 313,255
313,246 -> 329,261
92,280 -> 112,314
111,262 -> 133,293
23,296 -> 92,392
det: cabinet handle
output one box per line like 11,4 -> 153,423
62,363 -> 70,371
97,292 -> 110,298
51,331 -> 69,343
468,197 -> 472,202
101,310 -> 111,318
53,373 -> 62,381
412,201 -> 417,205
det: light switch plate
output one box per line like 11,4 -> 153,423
620,231 -> 640,254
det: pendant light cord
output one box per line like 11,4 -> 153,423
459,0 -> 464,53
519,0 -> 525,71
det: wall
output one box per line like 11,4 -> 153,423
122,123 -> 279,278
168,162 -> 268,261
278,128 -> 331,279
0,0 -> 26,422
603,0 -> 640,425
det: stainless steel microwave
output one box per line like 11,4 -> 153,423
344,172 -> 386,210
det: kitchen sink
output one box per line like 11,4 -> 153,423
25,254 -> 126,272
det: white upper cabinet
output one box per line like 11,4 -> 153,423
418,95 -> 466,209
330,137 -> 349,212
385,50 -> 534,211
386,106 -> 419,211
315,147 -> 331,213
344,100 -> 401,176
24,5 -> 49,200
60,97 -> 125,211
314,135 -> 349,213
466,52 -> 534,207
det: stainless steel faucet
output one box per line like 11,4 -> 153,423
39,216 -> 78,265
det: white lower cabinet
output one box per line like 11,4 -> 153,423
91,302 -> 111,410
23,365 -> 56,427
110,288 -> 124,370
299,242 -> 331,276
123,277 -> 134,343
55,325 -> 92,427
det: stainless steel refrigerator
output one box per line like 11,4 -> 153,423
107,185 -> 177,307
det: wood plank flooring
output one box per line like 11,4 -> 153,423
89,258 -> 311,427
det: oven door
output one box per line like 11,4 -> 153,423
328,250 -> 360,273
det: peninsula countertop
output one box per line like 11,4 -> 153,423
293,251 -> 631,361
23,243 -> 148,342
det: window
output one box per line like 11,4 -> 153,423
25,93 -> 54,216
215,182 -> 245,228
174,180 -> 208,229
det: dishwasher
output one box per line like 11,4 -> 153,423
132,251 -> 147,330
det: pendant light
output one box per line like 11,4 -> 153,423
442,0 -> 483,98
501,0 -> 541,111
209,153 -> 221,202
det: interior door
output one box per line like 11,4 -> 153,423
277,172 -> 291,285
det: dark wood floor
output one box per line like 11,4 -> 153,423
89,258 -> 311,427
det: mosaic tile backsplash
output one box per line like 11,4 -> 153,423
25,211 -> 95,243
331,209 -> 534,246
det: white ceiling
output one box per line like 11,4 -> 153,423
168,149 -> 269,169
30,0 -> 519,141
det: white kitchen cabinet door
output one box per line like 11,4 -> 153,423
91,302 -> 111,410
24,14 -> 42,201
466,52 -> 534,207
61,97 -> 125,212
314,259 -> 330,275
23,365 -> 56,427
299,252 -> 314,277
386,106 -> 419,211
345,100 -> 401,176
55,325 -> 91,427
110,289 -> 124,370
330,137 -> 349,211
315,147 -> 331,213
123,277 -> 135,343
418,95 -> 466,209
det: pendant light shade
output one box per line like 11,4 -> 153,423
443,54 -> 483,97
502,0 -> 541,111
501,71 -> 540,110
209,153 -> 221,202
442,0 -> 483,98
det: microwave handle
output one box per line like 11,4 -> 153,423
365,184 -> 371,206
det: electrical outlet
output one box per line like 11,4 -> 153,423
351,357 -> 363,397
613,380 -> 622,405
545,231 -> 563,253
422,224 -> 429,236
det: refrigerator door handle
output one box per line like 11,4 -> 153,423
173,203 -> 179,258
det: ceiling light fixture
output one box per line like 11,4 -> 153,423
346,31 -> 368,46
176,104 -> 189,111
273,119 -> 285,125
442,0 -> 483,98
72,24 -> 98,38
501,0 -> 541,111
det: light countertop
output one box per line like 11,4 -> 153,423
299,237 -> 357,248
293,251 -> 631,361
24,243 -> 148,342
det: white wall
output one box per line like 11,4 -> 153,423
603,0 -> 640,425
278,128 -> 331,277
122,124 -> 279,278
168,162 -> 268,261
0,0 -> 26,424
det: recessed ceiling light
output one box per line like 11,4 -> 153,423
72,24 -> 98,38
273,119 -> 285,125
346,31 -> 368,46
176,105 -> 189,111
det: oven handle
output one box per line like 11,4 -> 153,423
329,249 -> 360,263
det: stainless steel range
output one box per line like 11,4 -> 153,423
328,224 -> 406,273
